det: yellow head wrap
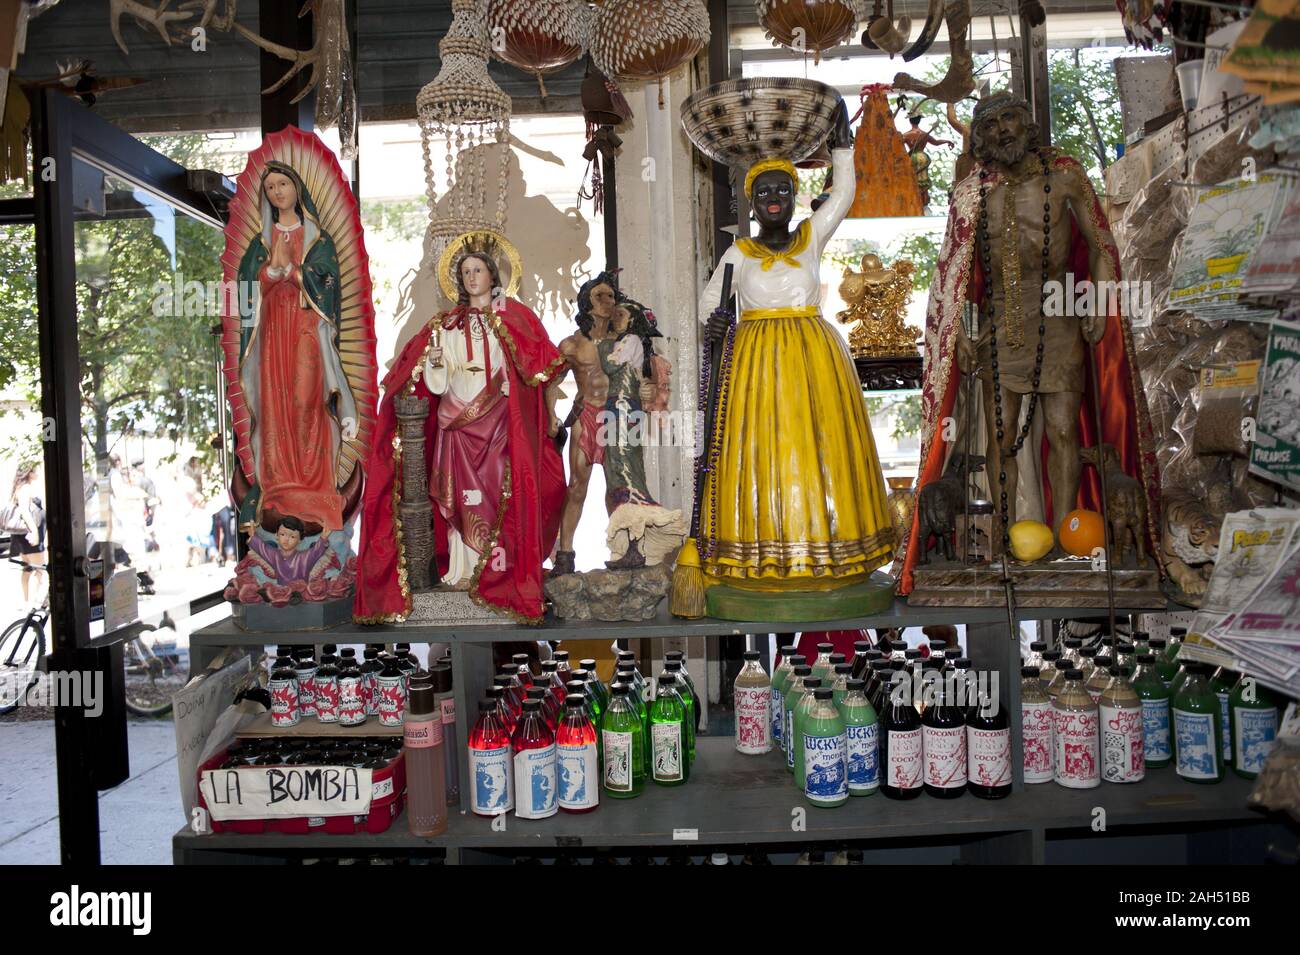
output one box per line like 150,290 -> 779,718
744,158 -> 798,200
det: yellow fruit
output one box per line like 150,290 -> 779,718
1060,508 -> 1106,557
1009,520 -> 1054,562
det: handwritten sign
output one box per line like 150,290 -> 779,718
200,765 -> 377,821
173,656 -> 252,820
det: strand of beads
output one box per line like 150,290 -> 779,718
702,317 -> 737,560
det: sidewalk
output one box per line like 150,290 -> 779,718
0,718 -> 181,864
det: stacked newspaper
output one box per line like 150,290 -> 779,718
1182,507 -> 1300,698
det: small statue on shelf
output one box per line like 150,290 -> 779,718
836,253 -> 921,359
901,111 -> 955,208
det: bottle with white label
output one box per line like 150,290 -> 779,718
650,672 -> 689,786
1052,668 -> 1100,789
733,649 -> 772,755
922,666 -> 967,798
1173,663 -> 1224,784
601,682 -> 645,797
404,680 -> 448,835
1210,666 -> 1236,766
1228,674 -> 1278,780
802,688 -> 848,808
1098,665 -> 1145,784
769,645 -> 798,754
1020,666 -> 1054,784
556,693 -> 599,813
966,682 -> 1011,799
468,698 -> 514,816
783,664 -> 812,773
1131,652 -> 1171,768
880,671 -> 923,800
511,698 -> 558,818
838,678 -> 878,795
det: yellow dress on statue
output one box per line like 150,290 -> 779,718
698,147 -> 894,591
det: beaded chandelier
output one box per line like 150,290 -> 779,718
417,0 -> 512,263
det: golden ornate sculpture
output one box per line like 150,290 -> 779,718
835,253 -> 921,358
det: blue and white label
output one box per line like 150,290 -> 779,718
557,742 -> 599,810
1173,709 -> 1219,781
513,745 -> 557,819
1233,707 -> 1278,776
771,685 -> 784,747
803,732 -> 848,804
846,722 -> 879,792
470,745 -> 513,815
786,706 -> 796,769
1217,691 -> 1232,761
1141,698 -> 1171,762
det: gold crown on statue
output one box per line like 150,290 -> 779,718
437,228 -> 523,303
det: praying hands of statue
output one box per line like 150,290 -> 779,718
269,228 -> 293,272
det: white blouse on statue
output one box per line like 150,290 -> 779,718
422,310 -> 510,587
699,146 -> 855,318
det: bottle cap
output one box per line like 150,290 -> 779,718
923,659 -> 943,671
488,686 -> 504,701
617,650 -> 634,661
323,644 -> 338,654
611,682 -> 630,695
407,681 -> 436,717
1079,646 -> 1097,658
616,669 -> 636,680
793,665 -> 812,676
541,660 -> 558,672
869,660 -> 890,671
340,647 -> 356,658
1148,637 -> 1167,648
553,650 -> 570,662
954,658 -> 972,669
1064,638 -> 1082,648
493,674 -> 513,687
1042,650 -> 1062,661
522,698 -> 541,712
580,658 -> 598,670
877,638 -> 893,653
1108,666 -> 1121,677
813,687 -> 833,700
789,655 -> 807,666
1118,642 -> 1135,654
565,694 -> 587,708
478,699 -> 495,713
817,643 -> 834,653
890,660 -> 906,671
666,660 -> 683,671
526,686 -> 547,700
905,649 -> 921,660
1094,656 -> 1113,669
710,853 -> 730,865
834,663 -> 853,675
1137,653 -> 1155,664
803,678 -> 822,689
779,645 -> 798,656
363,648 -> 378,660
431,663 -> 453,693
566,680 -> 586,695
854,641 -> 871,652
1132,631 -> 1149,641
570,669 -> 590,684
944,648 -> 961,660
846,678 -> 866,690
864,649 -> 883,660
743,650 -> 760,661
1022,666 -> 1040,678
1170,627 -> 1187,636
1064,668 -> 1084,680
929,640 -> 948,651
1029,641 -> 1047,651
665,650 -> 683,661
659,673 -> 677,686
830,653 -> 846,664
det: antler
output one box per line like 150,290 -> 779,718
230,0 -> 325,103
109,0 -> 193,54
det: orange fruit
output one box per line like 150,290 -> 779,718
1059,509 -> 1105,557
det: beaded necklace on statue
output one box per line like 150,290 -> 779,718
976,148 -> 1052,551
696,313 -> 737,560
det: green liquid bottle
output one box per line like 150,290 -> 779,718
664,660 -> 696,764
830,662 -> 853,710
1172,662 -> 1224,784
1167,627 -> 1186,661
1169,664 -> 1189,699
1132,653 -> 1172,768
1210,667 -> 1237,767
616,667 -> 650,777
838,677 -> 878,796
665,650 -> 701,734
600,682 -> 645,798
802,687 -> 848,807
784,665 -> 812,774
570,670 -> 603,727
650,673 -> 689,786
1147,637 -> 1178,688
793,677 -> 823,792
770,646 -> 800,755
1229,674 -> 1279,780
811,642 -> 836,688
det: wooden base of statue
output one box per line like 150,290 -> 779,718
401,586 -> 505,626
393,394 -> 436,592
854,354 -> 923,391
232,594 -> 355,632
704,571 -> 895,622
544,564 -> 672,621
908,560 -> 1164,608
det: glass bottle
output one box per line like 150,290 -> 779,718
1228,674 -> 1279,780
601,682 -> 646,797
831,663 -> 853,710
1062,637 -> 1082,667
928,639 -> 949,661
539,660 -> 564,704
1146,637 -> 1176,687
556,693 -> 599,813
431,663 -> 459,807
1131,653 -> 1171,768
579,658 -> 610,711
783,665 -> 812,773
526,685 -> 557,731
967,682 -> 1012,799
488,685 -> 517,736
1053,669 -> 1100,789
811,642 -> 836,687
802,688 -> 848,808
494,674 -> 523,719
1167,627 -> 1186,661
1021,666 -> 1054,784
1169,663 -> 1189,698
511,698 -> 558,819
512,652 -> 534,688
850,640 -> 872,680
292,651 -> 318,719
951,657 -> 975,722
404,679 -> 448,836
922,662 -> 967,799
1099,665 -> 1144,784
839,678 -> 878,796
770,645 -> 799,754
1116,642 -> 1136,679
359,647 -> 383,718
1210,667 -> 1237,767
468,698 -> 514,817
866,660 -> 891,714
1172,663 -> 1224,784
552,649 -> 573,687
734,649 -> 772,755
314,653 -> 341,724
1025,640 -> 1047,671
616,667 -> 650,775
566,679 -> 598,730
665,650 -> 701,734
650,673 -> 690,786
1130,630 -> 1150,655
792,677 -> 822,791
268,655 -> 300,728
918,659 -> 944,716
880,671 -> 923,800
1085,656 -> 1114,702
663,660 -> 696,762
1075,646 -> 1097,684
1046,657 -> 1071,702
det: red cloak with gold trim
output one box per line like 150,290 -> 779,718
353,299 -> 566,623
899,154 -> 1161,594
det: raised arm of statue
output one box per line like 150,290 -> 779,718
810,146 -> 856,250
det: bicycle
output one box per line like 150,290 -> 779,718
1,554 -> 186,717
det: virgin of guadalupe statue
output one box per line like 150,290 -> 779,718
353,231 -> 567,624
694,100 -> 895,604
220,127 -> 377,612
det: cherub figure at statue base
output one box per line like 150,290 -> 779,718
224,516 -> 359,630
